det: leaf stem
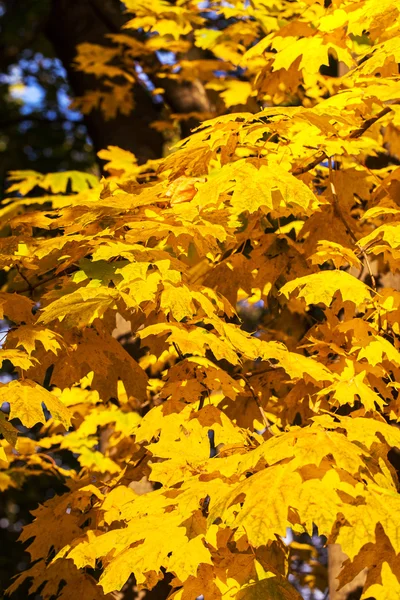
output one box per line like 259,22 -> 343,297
241,374 -> 271,432
15,263 -> 34,295
328,157 -> 382,330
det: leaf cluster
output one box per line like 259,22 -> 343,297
2,1 -> 400,599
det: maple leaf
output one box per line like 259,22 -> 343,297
362,561 -> 400,600
6,326 -> 62,356
4,0 -> 400,597
236,572 -> 304,600
318,359 -> 386,412
280,270 -> 373,307
0,292 -> 34,324
0,380 -> 71,428
97,145 -> 138,176
309,241 -> 362,269
0,412 -> 18,447
38,287 -> 119,327
0,348 -> 36,371
7,559 -> 112,600
335,485 -> 400,561
8,170 -> 98,195
194,158 -> 319,219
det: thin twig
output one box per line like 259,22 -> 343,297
357,263 -> 365,281
13,266 -> 77,295
246,367 -> 275,378
242,374 -> 271,431
328,157 -> 382,330
352,154 -> 392,199
15,263 -> 34,295
172,341 -> 184,360
328,158 -> 358,243
292,150 -> 327,176
328,157 -> 377,289
349,106 -> 392,139
198,381 -> 211,411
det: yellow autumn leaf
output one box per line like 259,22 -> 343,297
309,241 -> 362,269
280,270 -> 372,307
362,562 -> 400,600
220,81 -> 253,107
5,0 -> 400,597
0,349 -> 36,370
39,287 -> 119,327
97,145 -> 138,175
140,323 -> 240,364
160,283 -> 196,321
210,462 -> 300,546
0,292 -> 34,324
236,572 -> 303,600
6,326 -> 62,356
318,359 -> 385,411
0,379 -> 71,428
336,485 -> 400,560
0,412 -> 18,446
194,158 -> 318,218
8,170 -> 98,195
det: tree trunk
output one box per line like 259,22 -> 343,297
44,0 -> 212,164
328,544 -> 366,600
44,0 -> 165,164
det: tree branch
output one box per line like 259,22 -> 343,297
349,106 -> 392,139
292,107 -> 392,176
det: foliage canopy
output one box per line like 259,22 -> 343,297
2,0 -> 400,599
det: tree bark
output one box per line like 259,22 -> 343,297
44,0 -> 165,164
1,0 -> 213,164
328,544 -> 366,600
43,0 -> 213,164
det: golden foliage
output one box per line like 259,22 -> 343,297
2,0 -> 400,599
